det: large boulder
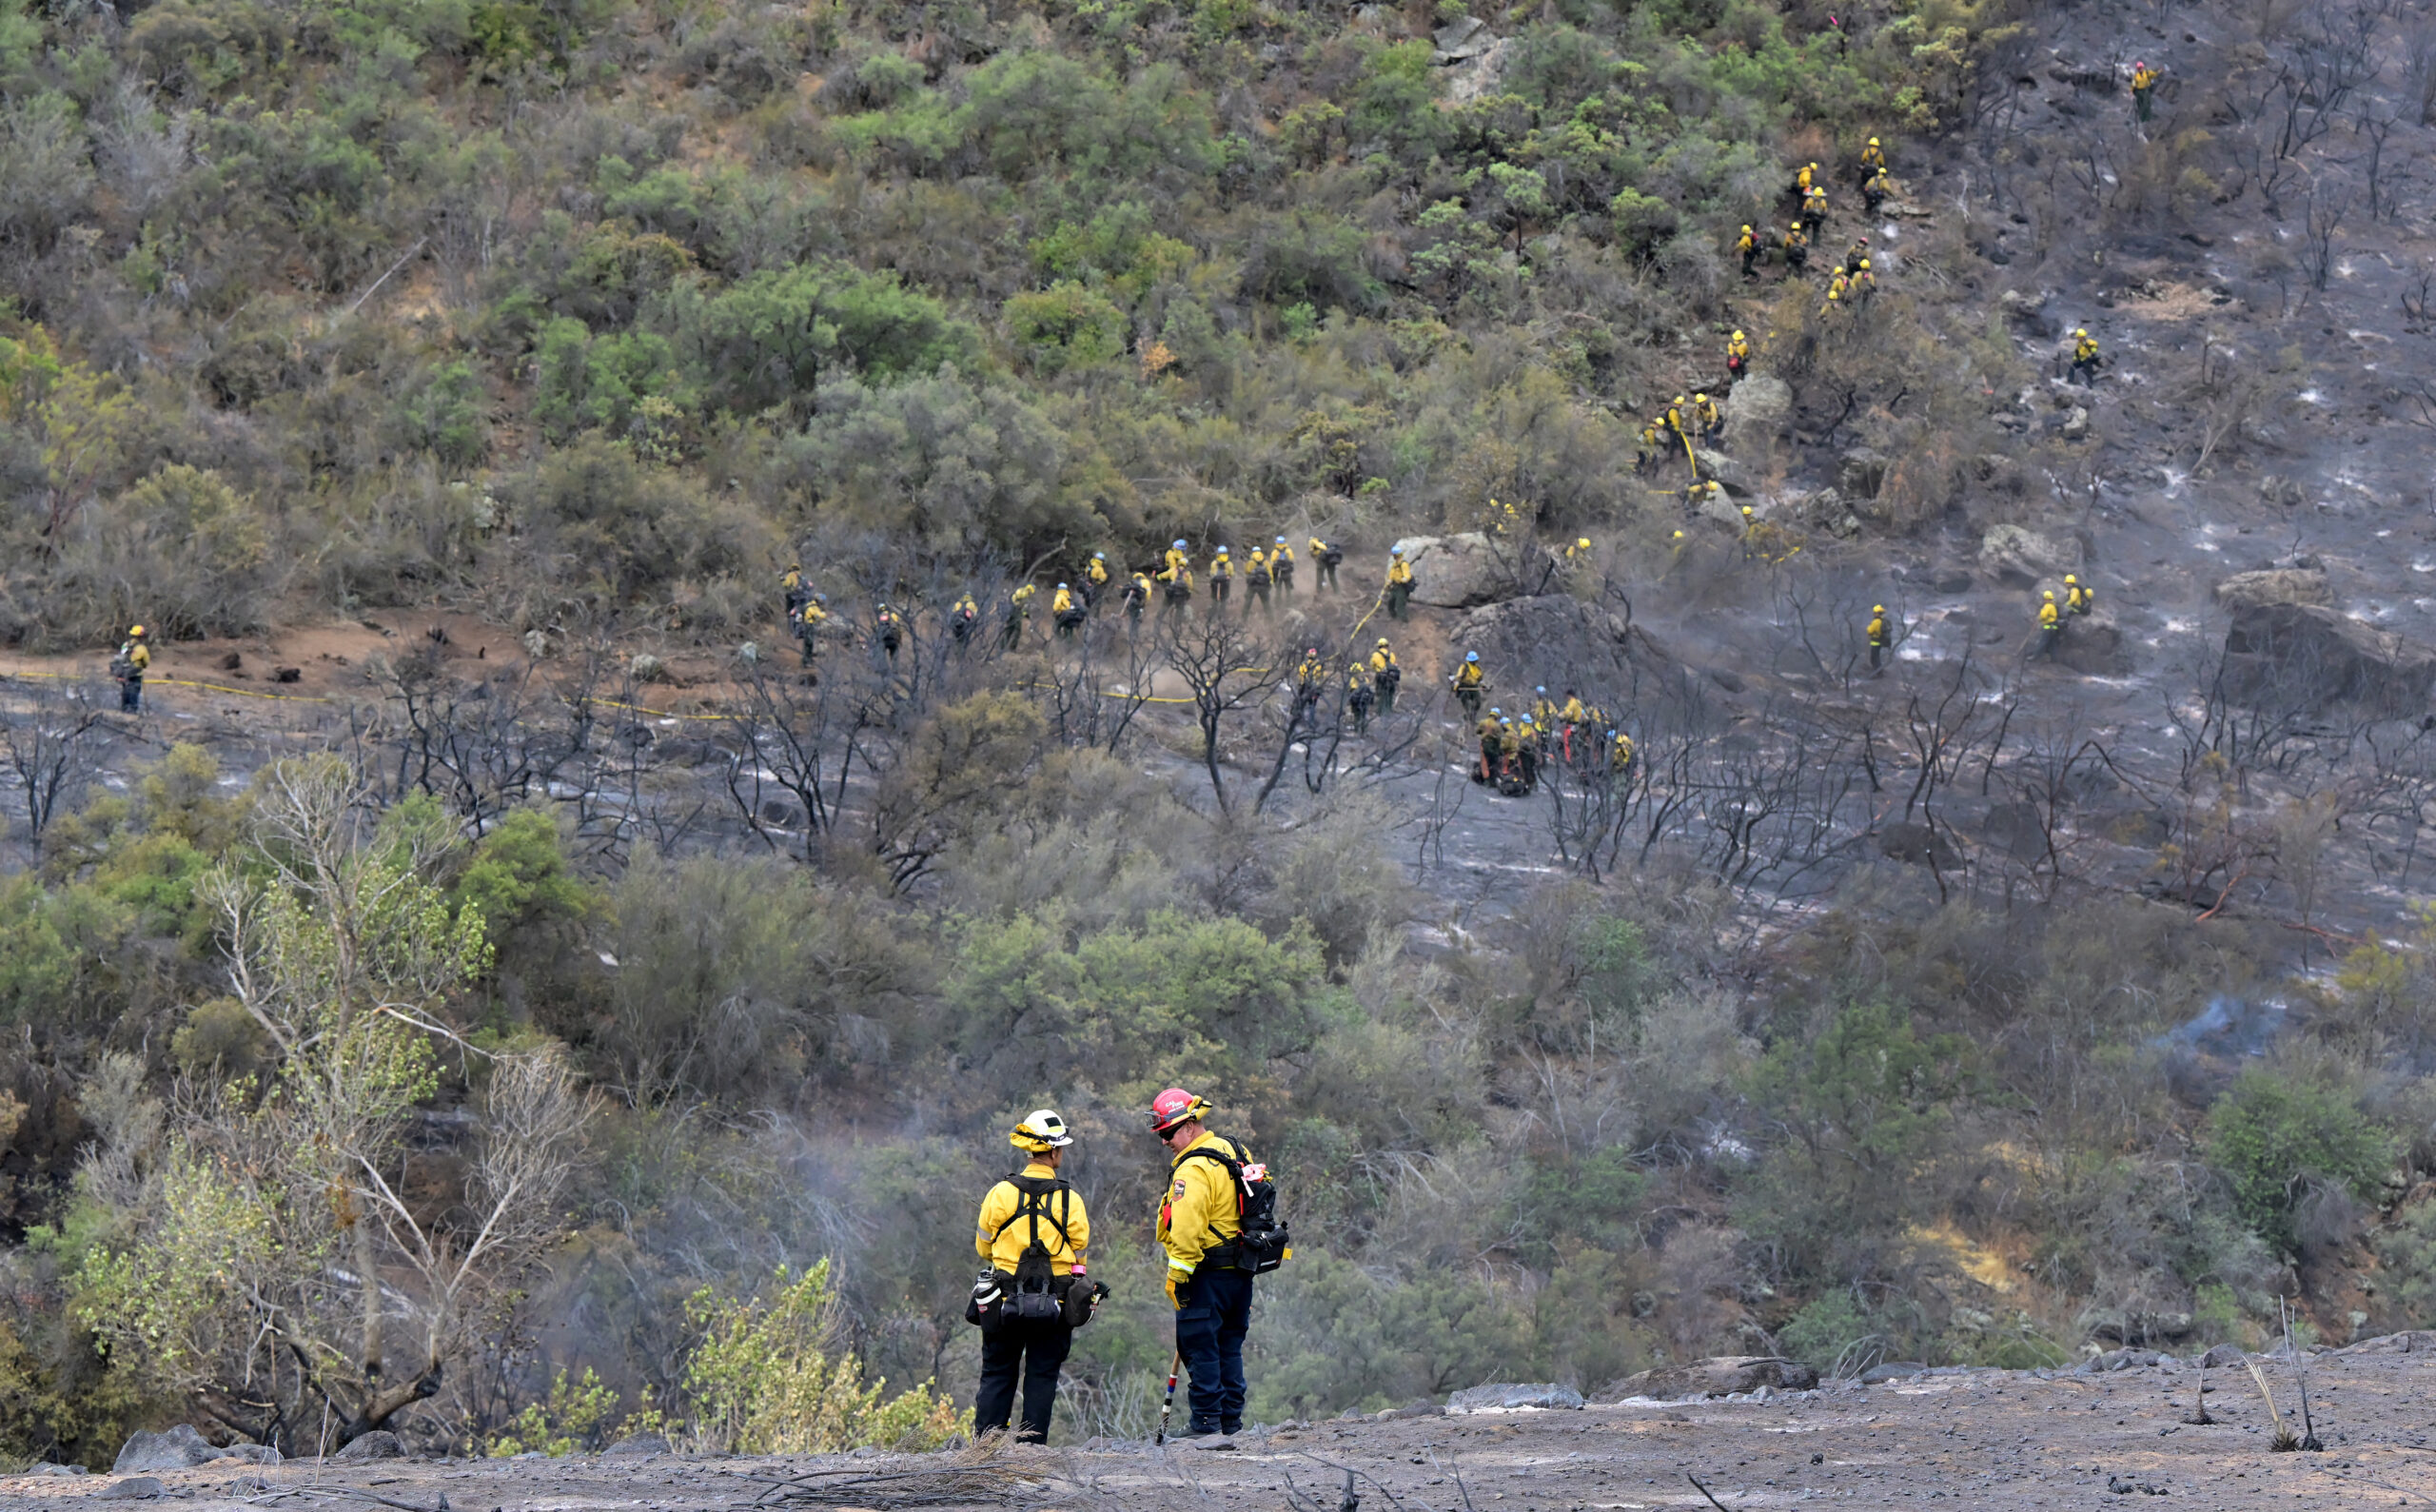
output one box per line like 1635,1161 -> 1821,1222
1599,1357 -> 1818,1403
1978,524 -> 2080,586
331,1430 -> 405,1462
1691,449 -> 1759,497
2223,603 -> 2436,717
1723,375 -> 1790,446
114,1427 -> 232,1474
1445,1383 -> 1585,1412
2053,609 -> 2132,676
2213,568 -> 2332,612
1451,596 -> 1687,697
1838,447 -> 1887,500
1389,532 -> 1555,609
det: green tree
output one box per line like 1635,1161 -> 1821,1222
2204,1066 -> 2396,1261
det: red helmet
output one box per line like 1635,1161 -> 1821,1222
1149,1088 -> 1210,1135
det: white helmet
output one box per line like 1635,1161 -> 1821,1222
1011,1109 -> 1074,1151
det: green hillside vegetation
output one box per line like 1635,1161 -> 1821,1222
0,0 -> 2433,1470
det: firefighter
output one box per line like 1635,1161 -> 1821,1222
1802,182 -> 1828,232
1151,1089 -> 1262,1442
2037,590 -> 2062,658
1863,168 -> 1893,211
1692,392 -> 1722,441
1476,709 -> 1503,784
1004,583 -> 1036,649
1610,729 -> 1636,788
875,602 -> 904,659
1451,651 -> 1486,718
1726,329 -> 1751,380
1819,284 -> 1844,320
1737,223 -> 1760,277
1841,236 -> 1870,276
1663,394 -> 1688,442
1867,603 -> 1889,672
2065,574 -> 2093,616
1309,536 -> 1343,591
1558,688 -> 1585,764
793,594 -> 827,667
1859,135 -> 1887,176
1270,537 -> 1296,597
2131,60 -> 2159,122
1531,685 -> 1558,732
973,1110 -> 1090,1445
1513,712 -> 1541,792
1165,539 -> 1190,577
1051,584 -> 1082,639
1244,545 -> 1272,614
1638,413 -> 1668,472
1207,547 -> 1233,613
951,593 -> 979,648
1124,572 -> 1151,631
780,562 -> 811,615
1794,160 -> 1819,196
1565,537 -> 1594,563
2071,327 -> 2101,385
1739,505 -> 1760,561
1384,550 -> 1415,619
1369,638 -> 1402,717
1156,559 -> 1193,616
1783,223 -> 1808,271
1084,551 -> 1110,606
1851,259 -> 1877,303
1293,647 -> 1326,718
112,625 -> 151,713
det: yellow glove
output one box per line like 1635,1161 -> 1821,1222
1165,1273 -> 1180,1307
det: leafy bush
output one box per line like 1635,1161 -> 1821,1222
2204,1066 -> 2396,1261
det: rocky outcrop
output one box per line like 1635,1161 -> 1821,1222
1978,524 -> 2080,586
332,1431 -> 405,1462
2213,568 -> 2332,612
2053,610 -> 2132,676
1599,1356 -> 1818,1402
2223,603 -> 2436,717
112,1426 -> 279,1474
1723,375 -> 1790,446
1451,596 -> 1687,697
1388,532 -> 1555,609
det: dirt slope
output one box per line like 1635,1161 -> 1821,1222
13,1344 -> 2434,1511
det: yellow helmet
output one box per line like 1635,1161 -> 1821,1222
1696,392 -> 1709,403
1672,530 -> 1684,539
1740,506 -> 1754,517
2044,590 -> 2056,599
2066,574 -> 2078,584
1874,604 -> 1885,614
2073,327 -> 2088,338
1576,537 -> 1590,550
1732,329 -> 1745,341
1857,259 -> 1871,269
128,625 -> 147,638
1869,136 -> 1880,146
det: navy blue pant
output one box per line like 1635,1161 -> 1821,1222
1175,1267 -> 1252,1434
975,1315 -> 1071,1443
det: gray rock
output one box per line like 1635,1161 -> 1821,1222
25,1463 -> 88,1476
2061,406 -> 2090,440
2198,1343 -> 2247,1368
114,1425 -> 229,1473
1431,15 -> 1483,48
1380,1399 -> 1444,1420
1978,524 -> 2079,586
1442,36 -> 1510,99
2213,568 -> 2332,612
2080,1347 -> 2165,1373
1388,532 -> 1555,609
629,653 -> 667,683
606,1434 -> 673,1456
1856,1362 -> 1927,1384
1838,447 -> 1887,500
97,1478 -> 167,1501
1877,821 -> 1963,870
1723,375 -> 1791,445
1446,1383 -> 1584,1412
332,1430 -> 405,1462
1451,596 -> 1684,697
1998,289 -> 2061,339
2053,611 -> 2132,676
1691,449 -> 1758,496
2223,603 -> 2436,717
1601,1357 -> 1820,1401
2259,474 -> 2306,508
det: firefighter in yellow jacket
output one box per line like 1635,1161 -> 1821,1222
1152,1089 -> 1258,1441
973,1110 -> 1091,1444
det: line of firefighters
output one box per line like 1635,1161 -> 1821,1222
777,537 -> 1455,667
1464,678 -> 1636,798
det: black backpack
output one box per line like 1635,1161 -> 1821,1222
994,1174 -> 1075,1321
1178,1138 -> 1290,1274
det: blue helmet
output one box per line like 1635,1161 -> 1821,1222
1465,652 -> 1480,662
1173,539 -> 1188,550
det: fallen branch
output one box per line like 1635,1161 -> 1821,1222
1687,1474 -> 1735,1512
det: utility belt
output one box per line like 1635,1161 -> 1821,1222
968,1268 -> 1105,1329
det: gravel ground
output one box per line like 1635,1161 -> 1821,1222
12,1343 -> 2432,1512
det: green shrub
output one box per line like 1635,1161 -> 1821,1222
2204,1066 -> 2395,1260
1005,282 -> 1125,375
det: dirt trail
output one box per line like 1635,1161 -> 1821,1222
11,1345 -> 2431,1511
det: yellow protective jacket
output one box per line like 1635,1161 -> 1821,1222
976,1161 -> 1090,1276
1297,657 -> 1326,690
1614,733 -> 1635,766
1051,588 -> 1075,616
2068,583 -> 2094,614
1087,559 -> 1109,585
1272,543 -> 1295,567
1560,697 -> 1584,724
1860,141 -> 1886,171
1165,546 -> 1189,574
1867,615 -> 1889,646
1385,558 -> 1414,586
1369,648 -> 1397,676
1453,661 -> 1484,689
2074,335 -> 2100,363
1159,1131 -> 1247,1276
1209,555 -> 1234,579
2039,601 -> 2060,629
123,640 -> 151,673
1727,336 -> 1750,363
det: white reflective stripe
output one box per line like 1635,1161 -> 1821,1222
1169,1257 -> 1195,1272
